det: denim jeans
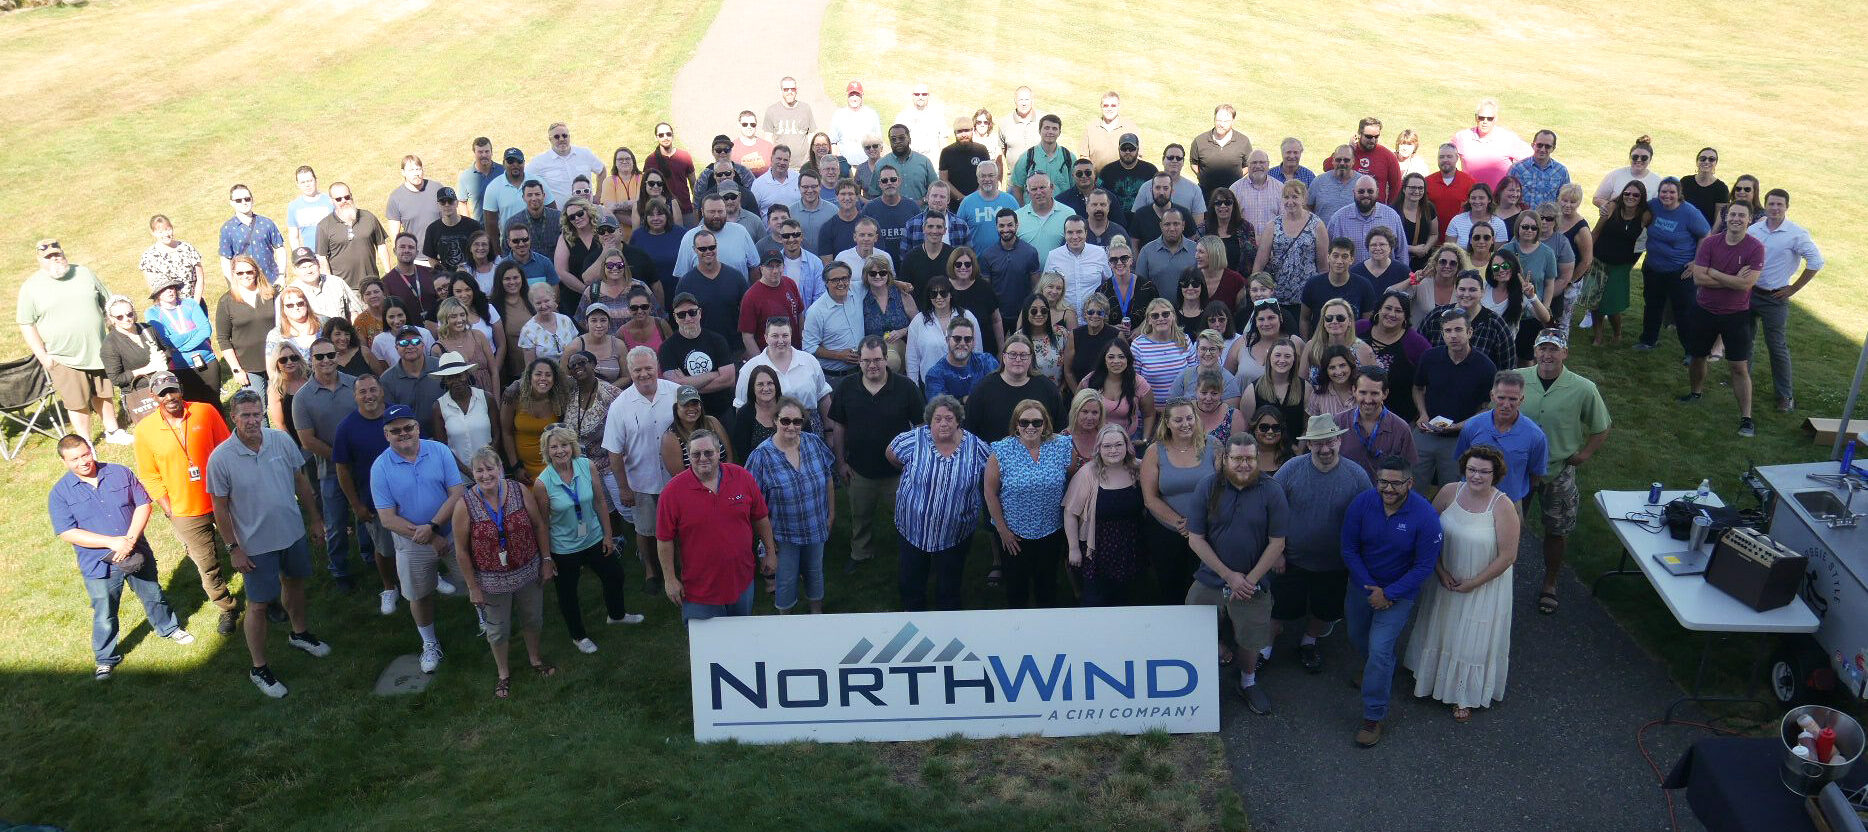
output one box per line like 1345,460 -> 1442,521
1343,586 -> 1417,722
683,582 -> 755,622
82,558 -> 180,666
774,541 -> 826,611
319,471 -> 372,579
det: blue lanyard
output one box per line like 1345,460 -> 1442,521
471,482 -> 507,550
1355,412 -> 1383,458
554,466 -> 584,523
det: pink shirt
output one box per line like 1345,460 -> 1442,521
1450,126 -> 1531,190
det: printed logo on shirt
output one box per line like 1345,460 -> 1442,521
682,350 -> 716,377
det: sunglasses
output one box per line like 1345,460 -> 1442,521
1255,423 -> 1282,433
867,269 -> 889,276
396,337 -> 424,347
1630,154 -> 1651,162
231,196 -> 254,204
646,180 -> 665,187
879,178 -> 899,185
1148,311 -> 1173,319
1084,309 -> 1107,317
311,351 -> 337,361
110,312 -> 135,320
551,132 -> 569,139
777,416 -> 805,427
1109,255 -> 1131,264
277,354 -> 302,364
1323,314 -> 1348,323
928,289 -> 952,298
628,303 -> 652,312
235,270 -> 258,277
741,121 -> 757,128
864,143 -> 881,150
674,308 -> 700,319
333,195 -> 353,203
567,211 -> 585,221
656,130 -> 674,138
1534,142 -> 1554,150
948,335 -> 974,343
1698,155 -> 1717,163
387,424 -> 419,436
695,245 -> 717,252
1017,418 -> 1045,428
283,301 -> 307,309
780,232 -> 802,239
953,260 -> 974,268
510,236 -> 531,244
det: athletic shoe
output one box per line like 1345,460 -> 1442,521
1676,392 -> 1702,404
1778,398 -> 1796,413
1579,312 -> 1594,329
1632,342 -> 1656,351
94,664 -> 113,682
573,638 -> 599,654
379,590 -> 399,616
165,628 -> 196,645
1298,643 -> 1323,674
1237,683 -> 1272,715
1355,719 -> 1384,748
287,631 -> 331,658
217,608 -> 238,635
606,613 -> 645,625
250,666 -> 288,698
102,429 -> 134,446
419,641 -> 443,673
435,573 -> 459,596
1738,417 -> 1756,438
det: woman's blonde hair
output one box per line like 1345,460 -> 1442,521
435,297 -> 470,338
538,424 -> 582,467
1141,297 -> 1188,349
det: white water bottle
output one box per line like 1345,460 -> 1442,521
1696,478 -> 1711,501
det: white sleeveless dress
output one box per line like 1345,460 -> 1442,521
1404,484 -> 1513,708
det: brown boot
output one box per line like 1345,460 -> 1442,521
1355,720 -> 1384,748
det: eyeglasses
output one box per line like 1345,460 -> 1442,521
1003,351 -> 1032,360
605,261 -> 627,271
695,245 -> 717,252
1323,314 -> 1348,323
333,195 -> 353,203
312,351 -> 337,361
231,196 -> 253,204
1017,418 -> 1045,428
674,308 -> 700,319
628,303 -> 652,312
828,276 -> 851,284
948,334 -> 974,343
396,337 -> 424,347
867,269 -> 890,276
656,130 -> 674,138
1534,142 -> 1554,150
1255,423 -> 1282,433
690,449 -> 718,459
387,424 -> 419,436
777,416 -> 805,426
1376,479 -> 1411,491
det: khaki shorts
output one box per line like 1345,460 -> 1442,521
630,491 -> 660,536
1537,464 -> 1580,537
1185,581 -> 1274,658
480,581 -> 544,644
394,538 -> 447,601
46,361 -> 112,411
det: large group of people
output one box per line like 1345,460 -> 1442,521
33,82 -> 1823,743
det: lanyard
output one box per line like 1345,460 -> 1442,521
1112,276 -> 1135,316
164,410 -> 198,469
471,481 -> 508,552
555,466 -> 584,524
1354,412 -> 1384,458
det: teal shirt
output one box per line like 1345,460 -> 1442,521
538,457 -> 604,553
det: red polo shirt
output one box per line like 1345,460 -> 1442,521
1425,169 -> 1477,237
656,463 -> 769,604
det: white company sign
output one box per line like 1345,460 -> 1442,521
688,605 -> 1219,744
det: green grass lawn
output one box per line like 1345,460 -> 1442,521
819,0 -> 1867,696
0,3 -> 1240,830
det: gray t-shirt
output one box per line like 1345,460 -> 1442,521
1188,474 -> 1289,587
385,180 -> 443,255
382,359 -> 443,436
290,373 -> 358,478
1271,455 -> 1373,571
206,428 -> 308,555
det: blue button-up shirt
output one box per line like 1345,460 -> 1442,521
498,251 -> 557,286
50,462 -> 153,579
745,432 -> 837,544
802,290 -> 866,374
1341,489 -> 1443,601
218,214 -> 286,282
1748,218 -> 1825,291
1508,157 -> 1571,210
1456,410 -> 1549,502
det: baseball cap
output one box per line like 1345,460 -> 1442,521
954,116 -> 973,132
716,180 -> 741,195
597,214 -> 619,231
396,324 -> 426,339
36,239 -> 62,257
1533,329 -> 1568,349
292,246 -> 317,265
846,81 -> 864,96
435,186 -> 458,203
676,385 -> 702,405
504,147 -> 525,163
1119,132 -> 1140,150
150,371 -> 182,395
762,251 -> 784,265
383,403 -> 418,425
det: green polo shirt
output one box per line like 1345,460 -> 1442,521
1514,367 -> 1610,464
16,264 -> 108,370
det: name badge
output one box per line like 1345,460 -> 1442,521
187,464 -> 202,482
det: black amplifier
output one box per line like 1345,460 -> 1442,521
1704,527 -> 1807,612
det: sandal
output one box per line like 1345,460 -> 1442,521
494,676 -> 511,699
1453,706 -> 1472,723
1218,645 -> 1235,666
1537,591 -> 1559,615
986,568 -> 1003,588
530,662 -> 558,678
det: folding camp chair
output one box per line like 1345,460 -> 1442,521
0,355 -> 68,460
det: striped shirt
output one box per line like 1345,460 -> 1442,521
890,426 -> 990,551
1130,334 -> 1194,409
745,432 -> 836,544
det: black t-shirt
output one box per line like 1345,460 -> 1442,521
938,142 -> 992,196
1126,203 -> 1193,248
674,266 -> 750,357
659,328 -> 737,418
1069,324 -> 1119,385
421,216 -> 484,275
1413,346 -> 1498,422
1679,177 -> 1730,226
1097,160 -> 1158,218
949,278 -> 1002,355
963,373 -> 1063,443
1299,273 -> 1379,330
816,213 -> 861,257
901,245 -> 952,297
829,371 -> 926,479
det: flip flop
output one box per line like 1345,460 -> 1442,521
1453,707 -> 1472,723
494,676 -> 511,699
530,662 -> 558,678
1537,591 -> 1559,615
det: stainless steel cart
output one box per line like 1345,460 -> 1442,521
1756,460 -> 1868,704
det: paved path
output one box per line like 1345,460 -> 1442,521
1220,534 -> 1716,832
670,0 -> 836,152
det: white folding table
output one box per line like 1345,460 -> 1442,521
1593,489 -> 1819,720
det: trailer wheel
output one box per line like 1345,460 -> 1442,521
1770,639 -> 1825,706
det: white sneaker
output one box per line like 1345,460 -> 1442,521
435,573 -> 459,596
287,630 -> 332,658
1579,312 -> 1595,329
379,590 -> 398,616
418,641 -> 443,673
606,613 -> 645,625
573,638 -> 599,654
166,628 -> 196,645
103,429 -> 134,446
249,666 -> 288,698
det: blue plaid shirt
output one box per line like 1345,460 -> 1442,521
1508,158 -> 1571,210
900,211 -> 972,260
745,432 -> 837,544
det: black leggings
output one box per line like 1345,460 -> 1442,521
1146,519 -> 1197,605
1003,530 -> 1064,609
552,541 -> 629,641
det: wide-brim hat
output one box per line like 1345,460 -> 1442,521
1297,413 -> 1347,442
